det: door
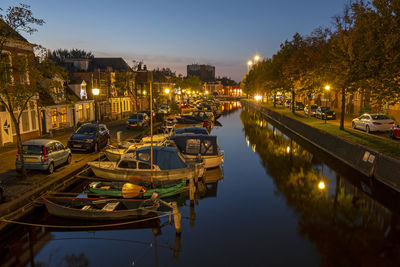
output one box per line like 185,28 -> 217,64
55,142 -> 68,165
41,110 -> 47,134
1,113 -> 13,144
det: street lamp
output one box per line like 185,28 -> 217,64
247,60 -> 253,71
92,88 -> 100,122
324,85 -> 330,124
164,88 -> 170,94
254,55 -> 260,62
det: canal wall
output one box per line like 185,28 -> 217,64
242,100 -> 400,192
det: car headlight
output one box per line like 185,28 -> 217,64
84,139 -> 94,143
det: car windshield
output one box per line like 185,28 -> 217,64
76,125 -> 97,134
371,114 -> 389,120
320,107 -> 331,112
130,114 -> 143,120
22,145 -> 43,155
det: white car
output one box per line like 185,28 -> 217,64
159,105 -> 170,114
352,113 -> 394,133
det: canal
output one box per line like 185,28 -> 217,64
2,103 -> 400,266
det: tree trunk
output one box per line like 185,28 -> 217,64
340,87 -> 346,130
273,94 -> 276,108
12,115 -> 26,178
291,89 -> 295,114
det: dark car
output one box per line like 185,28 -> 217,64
126,113 -> 149,128
67,123 -> 110,152
304,104 -> 319,116
316,107 -> 336,120
294,102 -> 305,111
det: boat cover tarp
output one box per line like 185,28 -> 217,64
169,134 -> 218,156
174,127 -> 208,135
136,146 -> 187,170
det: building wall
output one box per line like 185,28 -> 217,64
187,64 -> 215,82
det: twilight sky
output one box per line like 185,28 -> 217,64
3,0 -> 348,82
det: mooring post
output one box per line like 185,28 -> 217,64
172,202 -> 181,235
189,178 -> 196,201
117,131 -> 122,146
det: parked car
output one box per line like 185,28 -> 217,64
16,139 -> 72,174
126,113 -> 149,128
293,102 -> 305,111
315,107 -> 336,120
390,124 -> 400,139
68,123 -> 110,152
139,110 -> 155,121
352,113 -> 394,133
304,104 -> 319,116
158,105 -> 170,114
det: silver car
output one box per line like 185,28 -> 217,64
352,113 -> 394,133
16,139 -> 72,174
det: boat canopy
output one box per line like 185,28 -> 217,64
174,127 -> 208,135
169,134 -> 219,156
136,146 -> 187,170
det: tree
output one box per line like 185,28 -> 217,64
47,48 -> 94,65
0,4 -> 59,177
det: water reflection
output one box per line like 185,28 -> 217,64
241,108 -> 400,266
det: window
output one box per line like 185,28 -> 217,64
22,111 -> 30,132
138,162 -> 151,169
137,152 -> 150,161
46,143 -> 56,153
78,105 -> 83,120
51,109 -> 58,127
30,110 -> 37,130
186,139 -> 200,154
61,108 -> 67,124
201,140 -> 214,155
85,104 -> 90,120
0,52 -> 12,84
118,160 -> 137,169
15,54 -> 29,84
55,142 -> 64,151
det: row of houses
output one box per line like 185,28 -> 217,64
0,21 -> 173,146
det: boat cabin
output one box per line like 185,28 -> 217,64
169,134 -> 219,156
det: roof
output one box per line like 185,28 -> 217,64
169,134 -> 219,156
22,139 -> 57,146
136,146 -> 187,170
174,127 -> 209,135
0,19 -> 28,42
89,58 -> 132,72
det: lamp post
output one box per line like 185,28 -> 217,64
254,55 -> 260,63
92,88 -> 100,122
247,60 -> 252,71
324,85 -> 330,124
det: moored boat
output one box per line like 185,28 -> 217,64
169,134 -> 224,169
85,181 -> 188,198
88,146 -> 205,182
42,195 -> 160,221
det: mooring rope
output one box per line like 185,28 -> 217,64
0,212 -> 172,229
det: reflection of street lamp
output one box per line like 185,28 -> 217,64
318,181 -> 326,190
92,88 -> 100,121
324,85 -> 330,124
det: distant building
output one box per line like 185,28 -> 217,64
187,64 -> 215,82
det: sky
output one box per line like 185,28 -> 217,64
2,0 -> 349,82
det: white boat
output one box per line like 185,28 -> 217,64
169,134 -> 224,169
89,146 -> 205,182
105,133 -> 170,162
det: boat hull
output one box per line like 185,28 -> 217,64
184,154 -> 224,169
88,161 -> 204,182
43,197 -> 159,221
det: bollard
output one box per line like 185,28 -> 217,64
117,131 -> 122,146
189,178 -> 196,201
172,202 -> 181,235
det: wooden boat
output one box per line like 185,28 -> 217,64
42,195 -> 160,221
174,127 -> 209,135
169,134 -> 224,169
88,146 -> 205,182
85,181 -> 188,198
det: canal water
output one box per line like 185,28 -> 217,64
2,103 -> 400,267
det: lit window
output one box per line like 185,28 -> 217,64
61,108 -> 67,123
51,109 -> 57,127
78,105 -> 83,120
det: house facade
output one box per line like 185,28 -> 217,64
0,20 -> 40,145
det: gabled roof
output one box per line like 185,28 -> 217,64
89,57 -> 132,72
0,19 -> 28,42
